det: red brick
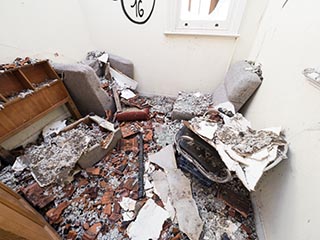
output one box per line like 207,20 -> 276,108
86,167 -> 100,176
103,204 -> 112,216
66,230 -> 77,240
109,213 -> 122,223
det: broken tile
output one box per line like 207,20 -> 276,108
21,182 -> 55,209
46,202 -> 70,224
86,167 -> 100,176
82,223 -> 102,240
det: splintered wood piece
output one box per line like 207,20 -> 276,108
0,93 -> 7,103
217,186 -> 251,218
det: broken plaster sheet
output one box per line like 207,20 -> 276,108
151,170 -> 176,221
190,114 -> 288,191
148,144 -> 178,171
167,169 -> 204,240
192,120 -> 218,140
121,89 -> 136,100
110,67 -> 138,90
97,53 -> 109,64
89,115 -> 115,132
42,120 -> 67,140
127,199 -> 169,240
119,197 -> 136,212
148,145 -> 203,240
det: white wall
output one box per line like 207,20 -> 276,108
0,0 -> 267,97
78,0 -> 267,96
0,0 -> 93,63
244,0 -> 320,239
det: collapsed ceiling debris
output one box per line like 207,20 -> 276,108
0,55 -> 283,240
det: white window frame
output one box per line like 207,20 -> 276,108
165,0 -> 247,37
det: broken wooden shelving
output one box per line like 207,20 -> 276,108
0,60 -> 81,143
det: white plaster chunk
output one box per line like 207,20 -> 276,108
97,53 -> 109,63
122,211 -> 135,222
195,121 -> 218,140
127,199 -> 169,240
42,119 -> 67,139
121,89 -> 136,100
89,115 -> 115,132
148,144 -> 177,171
119,197 -> 136,211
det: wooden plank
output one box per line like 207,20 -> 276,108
0,204 -> 60,240
17,69 -> 35,90
0,71 -> 26,98
20,61 -> 53,84
0,98 -> 69,143
0,93 -> 7,102
0,146 -> 15,165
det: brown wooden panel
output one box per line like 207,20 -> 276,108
20,61 -> 57,84
0,93 -> 7,102
0,71 -> 26,97
0,201 -> 60,240
0,82 -> 69,142
0,183 -> 60,240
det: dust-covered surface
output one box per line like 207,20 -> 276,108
172,92 -> 214,119
0,95 -> 258,240
16,123 -> 107,187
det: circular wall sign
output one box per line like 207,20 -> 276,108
120,0 -> 156,25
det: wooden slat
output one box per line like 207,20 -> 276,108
0,71 -> 26,98
17,69 -> 35,90
20,61 -> 53,84
0,93 -> 7,102
0,204 -> 60,240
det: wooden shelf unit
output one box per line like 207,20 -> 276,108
0,60 -> 81,143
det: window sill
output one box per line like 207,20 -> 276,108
164,31 -> 240,38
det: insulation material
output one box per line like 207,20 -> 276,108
15,123 -> 107,187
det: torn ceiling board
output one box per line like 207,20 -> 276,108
189,112 -> 288,191
166,169 -> 204,240
151,170 -> 176,221
148,144 -> 177,171
127,199 -> 169,240
110,67 -> 138,90
149,145 -> 204,240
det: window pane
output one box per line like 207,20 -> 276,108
180,0 -> 232,21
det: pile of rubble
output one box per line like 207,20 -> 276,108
0,54 -> 287,240
0,94 -> 262,240
0,57 -> 39,72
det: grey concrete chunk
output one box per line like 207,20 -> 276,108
53,63 -> 115,116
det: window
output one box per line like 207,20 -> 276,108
166,0 -> 247,37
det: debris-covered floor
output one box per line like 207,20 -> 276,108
0,94 -> 258,240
